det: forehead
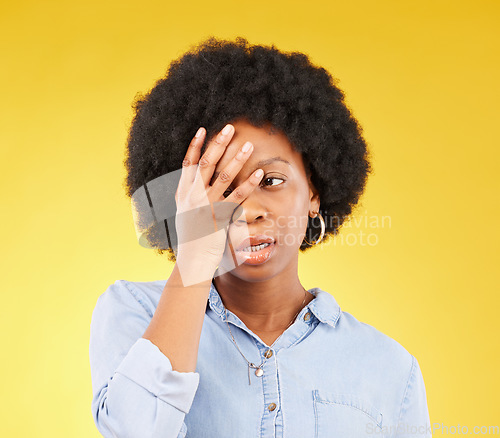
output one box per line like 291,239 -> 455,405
214,119 -> 307,173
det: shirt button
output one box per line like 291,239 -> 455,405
264,349 -> 273,358
303,312 -> 311,321
268,403 -> 277,411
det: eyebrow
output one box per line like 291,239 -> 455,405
212,156 -> 291,181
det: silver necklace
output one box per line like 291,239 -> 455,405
223,289 -> 308,385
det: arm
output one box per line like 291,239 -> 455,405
90,122 -> 259,436
141,262 -> 214,373
396,356 -> 432,438
89,274 -> 204,438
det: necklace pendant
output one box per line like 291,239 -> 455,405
255,367 -> 264,377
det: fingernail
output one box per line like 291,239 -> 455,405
254,169 -> 263,178
222,124 -> 232,135
242,141 -> 252,153
195,127 -> 203,138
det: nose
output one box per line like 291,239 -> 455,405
232,190 -> 268,225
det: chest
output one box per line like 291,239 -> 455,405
190,324 -> 393,438
252,330 -> 284,347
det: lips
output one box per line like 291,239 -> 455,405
235,235 -> 275,252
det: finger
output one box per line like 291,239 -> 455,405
210,141 -> 254,199
177,127 -> 205,199
224,167 -> 264,207
193,123 -> 235,189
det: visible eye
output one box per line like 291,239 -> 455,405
261,177 -> 285,187
223,176 -> 285,198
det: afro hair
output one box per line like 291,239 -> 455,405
124,36 -> 373,262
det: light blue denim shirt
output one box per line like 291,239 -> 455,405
89,279 -> 431,438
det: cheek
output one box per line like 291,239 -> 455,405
285,189 -> 312,242
274,208 -> 309,248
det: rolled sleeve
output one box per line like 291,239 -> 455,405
115,337 -> 199,414
89,280 -> 200,438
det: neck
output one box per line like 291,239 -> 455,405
213,265 -> 315,335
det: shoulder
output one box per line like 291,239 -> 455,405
90,279 -> 168,355
94,279 -> 166,319
336,307 -> 415,383
312,288 -> 415,381
341,309 -> 411,352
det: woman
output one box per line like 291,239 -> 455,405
89,37 -> 431,437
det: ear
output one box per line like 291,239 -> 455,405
307,174 -> 321,215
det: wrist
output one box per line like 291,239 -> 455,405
175,254 -> 218,287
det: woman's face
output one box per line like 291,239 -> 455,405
211,118 -> 320,281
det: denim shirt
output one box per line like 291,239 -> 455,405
89,279 -> 431,438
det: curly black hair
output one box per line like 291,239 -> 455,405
123,36 -> 373,262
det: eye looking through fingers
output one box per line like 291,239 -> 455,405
223,176 -> 285,198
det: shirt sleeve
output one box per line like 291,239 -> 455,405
89,280 -> 200,438
396,355 -> 432,438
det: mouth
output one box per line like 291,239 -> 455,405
234,235 -> 276,265
235,235 -> 275,252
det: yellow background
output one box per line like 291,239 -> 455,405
1,0 -> 498,436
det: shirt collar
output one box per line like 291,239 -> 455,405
306,287 -> 342,327
207,281 -> 341,328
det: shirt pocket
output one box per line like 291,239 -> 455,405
313,390 -> 385,438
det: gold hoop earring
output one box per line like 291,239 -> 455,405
303,211 -> 325,246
